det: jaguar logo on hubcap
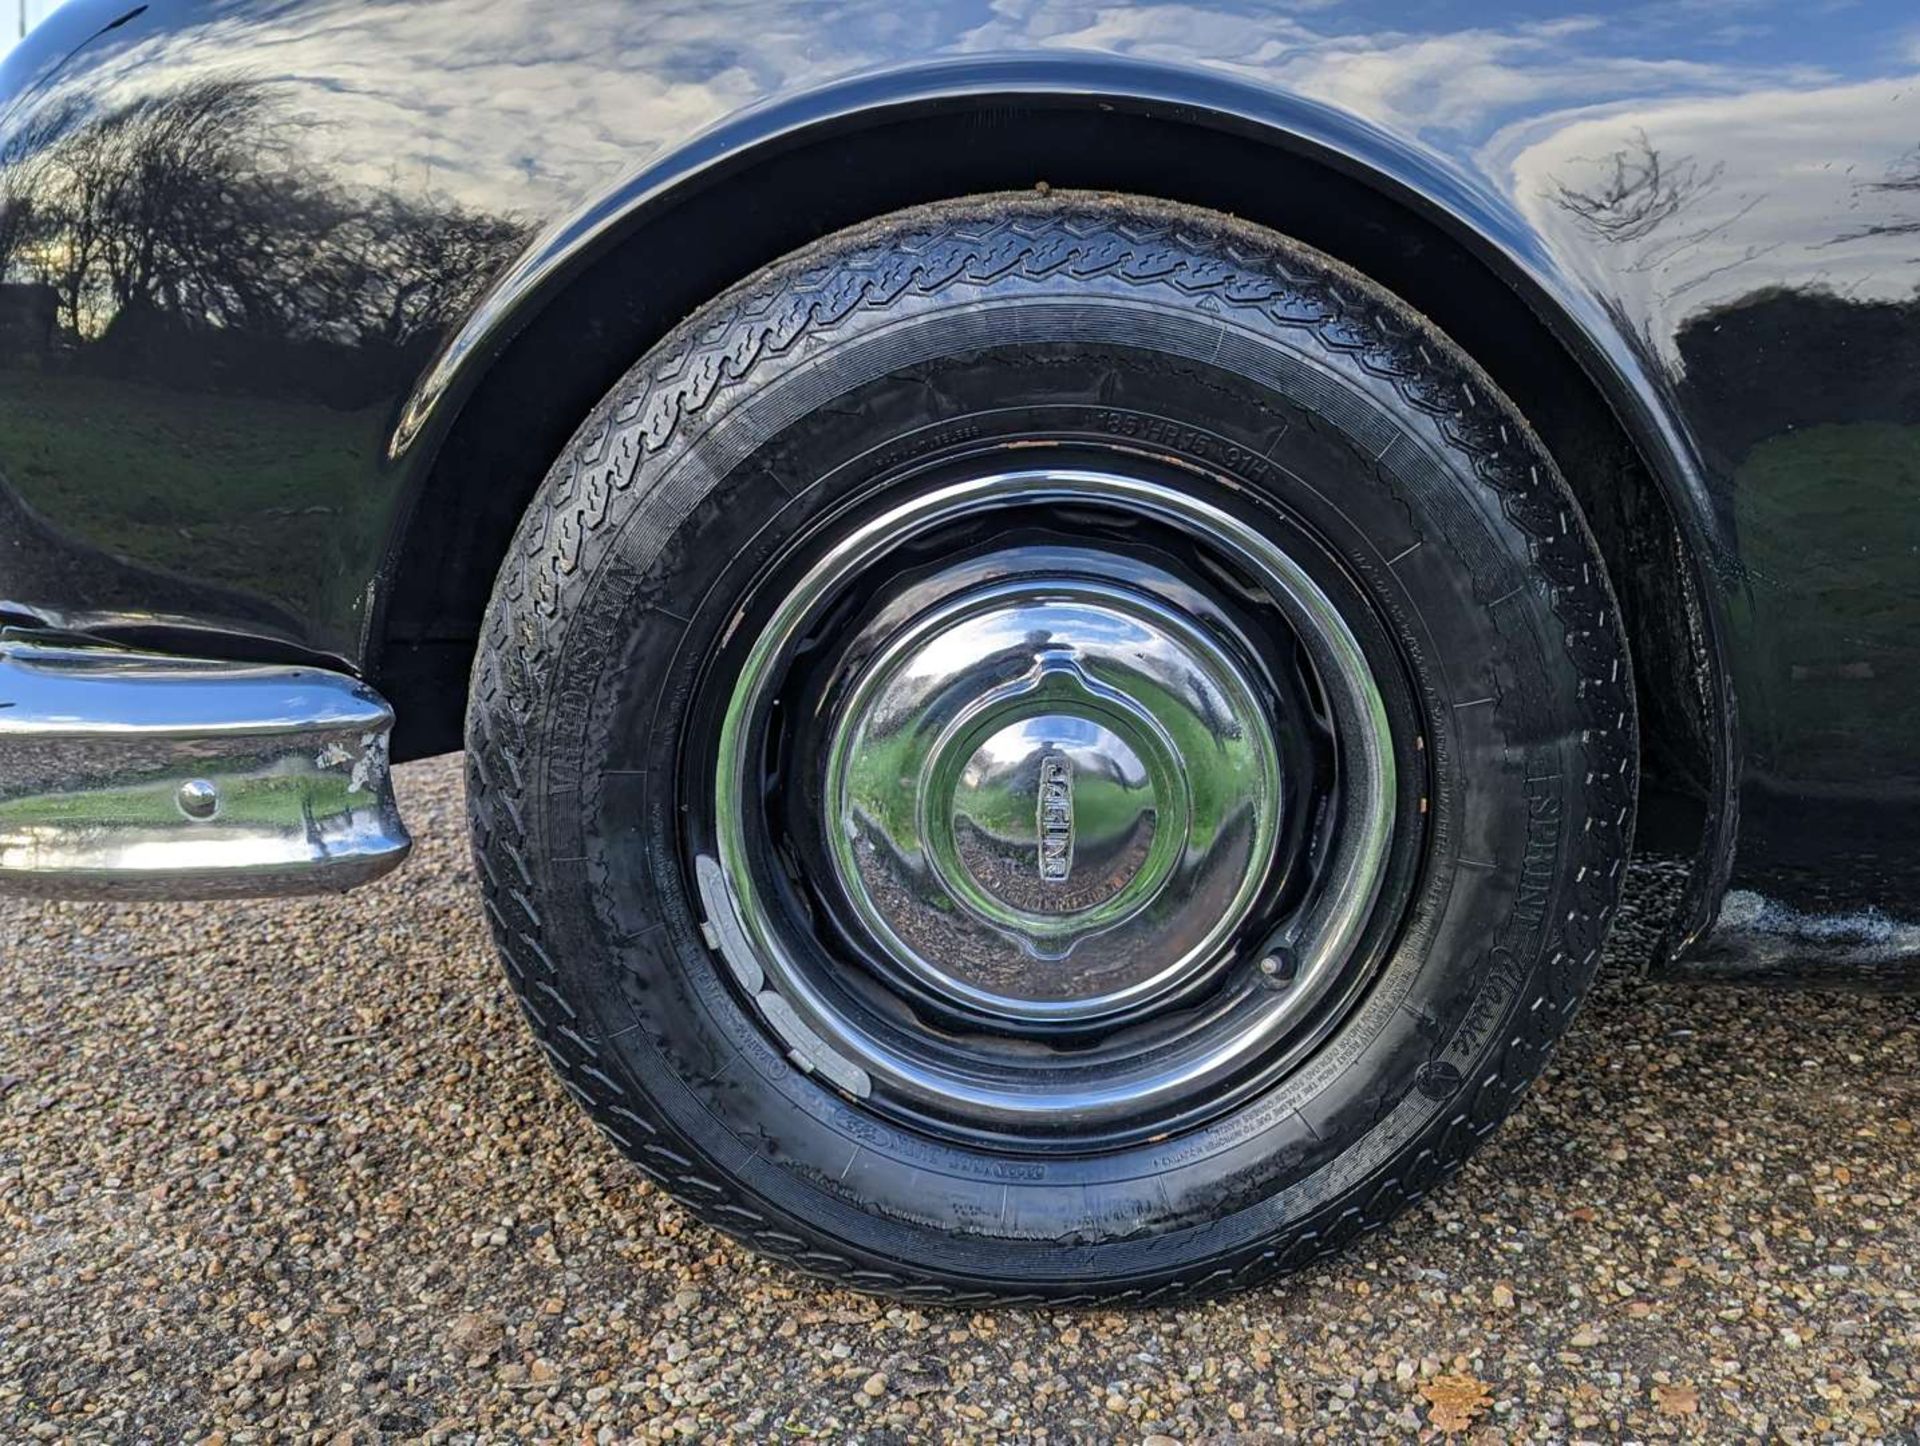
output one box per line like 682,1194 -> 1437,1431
1037,753 -> 1074,883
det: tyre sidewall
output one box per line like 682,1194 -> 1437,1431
469,199 -> 1628,1294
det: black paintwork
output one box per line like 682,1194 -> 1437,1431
1,0 -> 1916,978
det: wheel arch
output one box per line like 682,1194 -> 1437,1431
370,58 -> 1736,960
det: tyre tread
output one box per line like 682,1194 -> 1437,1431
465,194 -> 1636,1303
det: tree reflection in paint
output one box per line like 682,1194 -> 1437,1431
0,77 -> 528,648
0,76 -> 525,391
1542,128 -> 1920,795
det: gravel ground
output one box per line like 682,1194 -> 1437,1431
3,754 -> 1917,1443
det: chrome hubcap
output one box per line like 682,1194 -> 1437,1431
708,467 -> 1398,1135
826,583 -> 1281,1023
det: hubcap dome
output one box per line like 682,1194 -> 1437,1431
950,713 -> 1155,918
826,583 -> 1282,1023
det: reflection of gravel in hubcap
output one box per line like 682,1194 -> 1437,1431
826,585 -> 1282,1023
709,468 -> 1396,1132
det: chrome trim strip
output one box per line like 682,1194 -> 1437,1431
0,640 -> 411,899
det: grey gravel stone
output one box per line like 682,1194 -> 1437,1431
2,754 -> 1915,1440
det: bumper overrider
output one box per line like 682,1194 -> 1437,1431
0,637 -> 411,900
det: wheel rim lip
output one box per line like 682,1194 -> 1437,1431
822,575 -> 1283,1024
709,467 -> 1397,1131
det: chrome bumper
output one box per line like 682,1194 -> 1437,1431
0,639 -> 411,900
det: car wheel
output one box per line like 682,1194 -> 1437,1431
466,193 -> 1635,1302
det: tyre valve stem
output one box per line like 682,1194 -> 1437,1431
1258,948 -> 1297,989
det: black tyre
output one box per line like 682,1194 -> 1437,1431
467,193 -> 1635,1303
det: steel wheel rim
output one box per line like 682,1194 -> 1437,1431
704,467 -> 1397,1134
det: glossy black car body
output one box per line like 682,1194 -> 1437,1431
1,0 -> 1915,982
